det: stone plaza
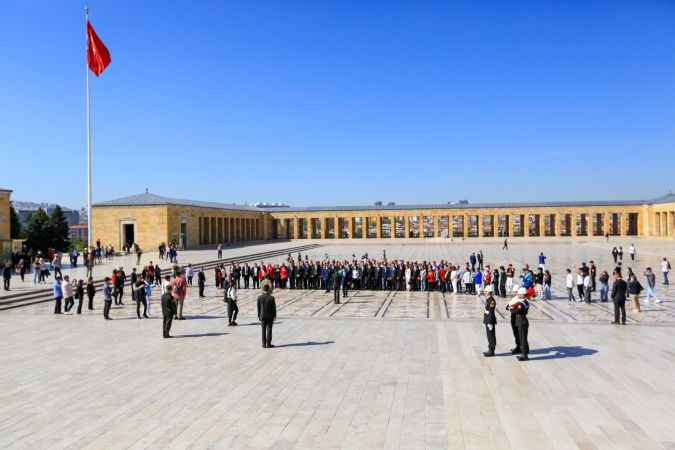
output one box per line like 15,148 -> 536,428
2,238 -> 674,449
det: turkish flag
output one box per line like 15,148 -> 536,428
87,21 -> 111,76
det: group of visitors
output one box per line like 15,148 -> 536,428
158,242 -> 179,263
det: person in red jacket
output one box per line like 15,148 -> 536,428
280,264 -> 288,288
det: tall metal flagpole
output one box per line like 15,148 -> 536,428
85,5 -> 93,249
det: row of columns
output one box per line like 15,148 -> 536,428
280,211 -> 639,239
654,210 -> 675,237
199,216 -> 261,245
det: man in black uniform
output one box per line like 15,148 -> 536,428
161,285 -> 176,338
197,269 -> 206,297
507,287 -> 530,361
257,284 -> 277,348
483,286 -> 497,357
610,269 -> 627,325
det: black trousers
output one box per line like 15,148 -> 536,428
517,321 -> 529,356
64,297 -> 74,312
162,299 -> 176,337
136,298 -> 147,318
510,314 -> 520,350
54,297 -> 62,314
614,301 -> 626,324
333,287 -> 340,303
198,283 -> 205,297
261,319 -> 273,347
103,300 -> 111,319
244,277 -> 250,289
76,297 -> 83,314
485,324 -> 496,352
3,278 -> 9,290
253,278 -> 260,289
577,285 -> 584,298
88,293 -> 94,310
227,300 -> 239,323
115,287 -> 124,304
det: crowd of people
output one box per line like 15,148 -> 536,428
16,241 -> 669,356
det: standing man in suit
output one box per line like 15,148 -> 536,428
257,284 -> 277,348
161,284 -> 176,338
610,269 -> 627,325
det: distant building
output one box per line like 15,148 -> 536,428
69,224 -> 88,242
0,187 -> 12,257
12,201 -> 80,227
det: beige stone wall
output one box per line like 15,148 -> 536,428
268,204 -> 649,239
650,202 -> 675,238
91,206 -> 169,251
0,191 -> 11,257
166,206 -> 266,248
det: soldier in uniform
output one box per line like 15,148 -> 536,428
507,287 -> 530,361
483,286 -> 497,357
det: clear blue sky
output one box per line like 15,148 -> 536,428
2,0 -> 674,208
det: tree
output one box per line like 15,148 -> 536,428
49,206 -> 71,252
9,205 -> 22,239
24,208 -> 52,255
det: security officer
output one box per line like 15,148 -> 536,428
483,286 -> 497,357
507,287 -> 530,361
161,284 -> 176,338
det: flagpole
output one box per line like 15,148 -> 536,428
85,5 -> 93,249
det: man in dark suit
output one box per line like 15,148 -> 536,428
257,284 -> 277,348
161,285 -> 176,338
610,269 -> 627,325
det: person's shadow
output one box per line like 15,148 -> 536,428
175,332 -> 228,338
272,340 -> 334,348
498,346 -> 597,360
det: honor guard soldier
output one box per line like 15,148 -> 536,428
483,286 -> 497,357
506,287 -> 530,361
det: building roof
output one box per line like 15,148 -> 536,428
93,192 -> 261,212
0,187 -> 12,193
93,192 -> 675,214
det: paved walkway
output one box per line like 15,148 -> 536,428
1,239 -> 674,449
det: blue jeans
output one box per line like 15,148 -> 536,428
599,283 -> 609,301
664,271 -> 669,285
543,284 -> 551,300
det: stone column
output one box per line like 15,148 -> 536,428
348,216 -> 354,239
478,215 -> 484,237
375,217 -> 381,239
404,216 -> 410,238
508,215 -> 515,237
463,215 -> 469,238
334,216 -> 339,239
433,216 -> 440,238
553,214 -> 560,236
390,216 -> 396,238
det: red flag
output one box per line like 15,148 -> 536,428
87,21 -> 111,76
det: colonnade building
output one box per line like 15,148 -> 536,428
91,192 -> 675,250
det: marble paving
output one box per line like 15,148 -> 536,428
2,239 -> 675,449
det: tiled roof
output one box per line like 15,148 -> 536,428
93,192 -> 261,212
93,192 -> 675,213
0,187 -> 12,192
264,199 -> 648,213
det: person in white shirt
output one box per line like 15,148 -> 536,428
565,269 -> 575,303
462,269 -> 472,294
629,244 -> 636,262
62,275 -> 74,312
576,269 -> 584,299
662,258 -> 670,285
405,266 -> 412,291
583,273 -> 592,303
226,283 -> 239,326
450,268 -> 458,294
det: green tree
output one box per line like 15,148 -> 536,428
9,205 -> 22,239
49,206 -> 71,252
24,208 -> 53,255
